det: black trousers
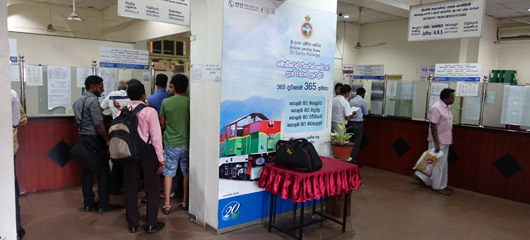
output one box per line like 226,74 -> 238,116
123,145 -> 160,227
14,156 -> 22,233
347,121 -> 364,163
80,135 -> 110,209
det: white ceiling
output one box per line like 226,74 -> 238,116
9,0 -> 118,11
338,0 -> 530,27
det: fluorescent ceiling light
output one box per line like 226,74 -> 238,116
344,15 -> 350,18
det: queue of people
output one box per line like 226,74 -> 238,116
70,74 -> 190,234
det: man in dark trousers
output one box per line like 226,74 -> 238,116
72,75 -> 120,213
348,87 -> 368,166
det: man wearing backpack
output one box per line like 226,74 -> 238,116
160,74 -> 190,213
118,79 -> 166,233
72,76 -> 120,214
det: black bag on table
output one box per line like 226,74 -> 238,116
275,139 -> 322,172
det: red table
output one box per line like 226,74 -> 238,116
258,157 -> 362,239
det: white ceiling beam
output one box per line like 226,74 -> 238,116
339,0 -> 411,18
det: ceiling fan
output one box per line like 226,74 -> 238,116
67,0 -> 82,21
354,7 -> 387,49
13,0 -> 76,33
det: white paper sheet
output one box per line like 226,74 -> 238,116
386,80 -> 397,97
191,64 -> 204,83
25,65 -> 43,86
431,82 -> 449,95
458,82 -> 479,97
465,94 -> 481,120
485,91 -> 496,105
98,68 -> 118,99
76,67 -> 92,88
400,83 -> 415,100
142,72 -> 151,82
11,65 -> 20,82
47,66 -> 71,110
205,64 -> 221,83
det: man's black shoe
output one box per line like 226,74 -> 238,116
17,228 -> 25,240
84,203 -> 98,212
129,226 -> 137,233
144,222 -> 165,234
96,203 -> 121,214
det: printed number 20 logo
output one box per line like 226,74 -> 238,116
222,201 -> 241,221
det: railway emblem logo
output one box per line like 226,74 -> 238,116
221,201 -> 241,221
301,15 -> 313,39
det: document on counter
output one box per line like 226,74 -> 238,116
47,66 -> 71,110
26,65 -> 43,86
76,67 -> 92,88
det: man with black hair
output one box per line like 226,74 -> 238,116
160,74 -> 190,213
146,74 -> 169,115
333,83 -> 343,97
415,88 -> 455,196
332,85 -> 357,134
348,87 -> 368,166
72,75 -> 120,213
121,79 -> 166,234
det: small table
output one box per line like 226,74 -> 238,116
258,157 -> 361,239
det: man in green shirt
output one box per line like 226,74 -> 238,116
160,74 -> 190,213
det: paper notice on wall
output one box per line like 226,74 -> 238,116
11,65 -> 20,82
485,91 -> 496,105
386,80 -> 398,97
465,93 -> 481,120
98,68 -> 118,99
205,64 -> 221,83
25,65 -> 43,86
76,67 -> 92,88
501,86 -> 527,125
142,72 -> 151,82
399,83 -> 415,100
429,95 -> 439,108
47,66 -> 71,110
431,82 -> 449,95
190,64 -> 204,83
458,82 -> 479,97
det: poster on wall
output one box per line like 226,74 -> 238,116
353,64 -> 384,80
218,0 -> 336,230
408,0 -> 485,41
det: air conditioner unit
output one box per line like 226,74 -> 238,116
497,26 -> 530,40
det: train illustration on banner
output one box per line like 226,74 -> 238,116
219,113 -> 281,181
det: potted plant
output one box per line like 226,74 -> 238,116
330,122 -> 354,160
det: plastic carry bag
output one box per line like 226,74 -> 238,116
413,149 -> 443,177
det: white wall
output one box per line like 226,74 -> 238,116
497,40 -> 530,84
0,0 -> 17,239
8,32 -> 133,67
357,19 -> 461,81
335,21 -> 360,84
189,0 -> 223,229
477,16 -> 500,80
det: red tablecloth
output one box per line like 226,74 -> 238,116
258,157 -> 362,203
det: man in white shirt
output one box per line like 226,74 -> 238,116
100,80 -> 131,119
332,85 -> 357,134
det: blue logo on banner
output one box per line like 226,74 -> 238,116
353,75 -> 384,80
221,201 -> 241,221
10,56 -> 17,63
99,62 -> 148,70
435,77 -> 480,82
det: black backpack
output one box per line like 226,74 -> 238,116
108,104 -> 148,164
275,139 -> 322,172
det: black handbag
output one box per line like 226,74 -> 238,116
275,139 -> 322,172
70,97 -> 108,172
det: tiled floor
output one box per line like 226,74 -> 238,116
19,167 -> 530,239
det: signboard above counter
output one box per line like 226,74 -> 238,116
117,0 -> 190,26
435,63 -> 481,82
408,0 -> 485,41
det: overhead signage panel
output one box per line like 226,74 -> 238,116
117,0 -> 190,26
408,0 -> 485,41
99,47 -> 149,70
353,64 -> 384,80
435,63 -> 481,82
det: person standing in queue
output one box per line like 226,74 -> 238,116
415,88 -> 455,196
72,76 -> 120,213
120,79 -> 166,234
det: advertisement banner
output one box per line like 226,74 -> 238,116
218,0 -> 336,229
435,63 -> 481,81
408,0 -> 485,41
99,47 -> 149,70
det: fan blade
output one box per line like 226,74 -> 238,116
363,42 -> 387,48
509,19 -> 530,25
